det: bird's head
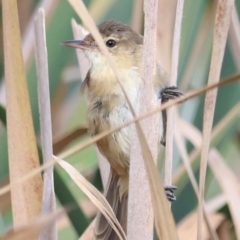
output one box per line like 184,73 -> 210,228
62,20 -> 143,69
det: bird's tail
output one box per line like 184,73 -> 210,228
94,171 -> 128,240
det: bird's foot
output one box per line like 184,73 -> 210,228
164,185 -> 177,202
160,86 -> 184,103
160,86 -> 184,146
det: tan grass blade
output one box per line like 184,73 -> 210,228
34,8 -> 57,240
164,0 -> 185,195
178,211 -> 225,240
209,150 -> 240,239
56,157 -> 126,240
0,209 -> 64,240
198,1 -> 235,237
70,19 -> 110,189
0,73 -> 239,198
2,0 -> 42,228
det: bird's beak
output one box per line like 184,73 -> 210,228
61,40 -> 96,50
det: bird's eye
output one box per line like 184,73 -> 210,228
106,39 -> 116,48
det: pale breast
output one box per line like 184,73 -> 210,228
87,96 -> 134,175
84,66 -> 142,175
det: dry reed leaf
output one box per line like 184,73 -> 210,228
56,157 -> 126,240
0,72 -> 239,198
0,209 -> 64,240
71,19 -> 110,189
198,0 -> 235,237
34,9 -> 57,240
209,150 -> 240,240
2,0 -> 42,228
178,210 -> 225,240
164,0 -> 184,193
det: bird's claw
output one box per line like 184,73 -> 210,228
160,86 -> 184,103
164,185 -> 177,202
160,86 -> 184,146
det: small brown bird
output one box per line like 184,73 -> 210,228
63,20 -> 182,240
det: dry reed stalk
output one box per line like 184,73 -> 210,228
34,9 -> 57,240
164,0 -> 185,203
57,158 -> 126,240
2,0 -> 42,230
198,1 -> 234,237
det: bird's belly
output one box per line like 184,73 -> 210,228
87,103 -> 132,176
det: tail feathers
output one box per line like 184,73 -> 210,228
94,172 -> 128,240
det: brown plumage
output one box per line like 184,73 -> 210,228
63,20 -> 181,240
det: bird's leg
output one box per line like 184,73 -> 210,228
160,86 -> 184,146
164,185 -> 177,202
